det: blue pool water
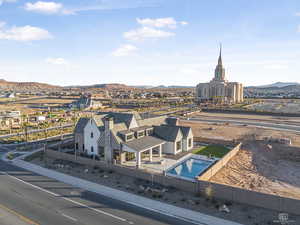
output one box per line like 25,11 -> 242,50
167,157 -> 214,180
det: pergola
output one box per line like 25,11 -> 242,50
122,136 -> 165,168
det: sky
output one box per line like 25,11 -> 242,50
0,0 -> 300,86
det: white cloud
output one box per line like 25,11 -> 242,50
0,23 -> 52,41
137,17 -> 177,29
180,21 -> 188,26
112,44 -> 138,57
136,17 -> 188,29
124,27 -> 175,41
45,57 -> 68,65
24,1 -> 63,14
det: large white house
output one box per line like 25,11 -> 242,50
74,112 -> 194,167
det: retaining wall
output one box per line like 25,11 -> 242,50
198,143 -> 242,181
41,149 -> 300,215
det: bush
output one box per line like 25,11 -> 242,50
224,200 -> 233,206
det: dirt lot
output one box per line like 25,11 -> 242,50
179,120 -> 300,200
211,143 -> 300,200
179,120 -> 300,146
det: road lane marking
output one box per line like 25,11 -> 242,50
61,213 -> 77,222
5,173 -> 134,224
0,202 -> 40,225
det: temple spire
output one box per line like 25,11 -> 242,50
218,43 -> 222,65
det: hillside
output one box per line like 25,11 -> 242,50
66,83 -> 133,90
0,79 -> 61,91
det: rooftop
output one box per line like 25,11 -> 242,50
123,136 -> 165,152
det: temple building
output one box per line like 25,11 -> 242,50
196,46 -> 243,104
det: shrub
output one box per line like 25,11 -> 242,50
224,200 -> 233,206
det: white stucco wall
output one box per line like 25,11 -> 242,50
183,130 -> 194,151
162,142 -> 174,154
128,117 -> 139,129
162,131 -> 183,155
83,119 -> 101,156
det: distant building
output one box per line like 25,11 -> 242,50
70,94 -> 102,110
196,45 -> 243,104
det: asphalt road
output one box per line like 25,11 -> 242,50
0,162 -> 198,225
186,117 -> 300,133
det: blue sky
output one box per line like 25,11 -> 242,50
0,0 -> 300,86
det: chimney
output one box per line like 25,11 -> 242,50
104,115 -> 114,130
104,115 -> 114,164
166,117 -> 179,126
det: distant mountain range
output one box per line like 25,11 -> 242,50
65,83 -> 131,90
0,79 -> 60,91
132,85 -> 195,89
247,82 -> 300,89
2,78 -> 299,94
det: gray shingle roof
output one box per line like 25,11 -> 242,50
138,115 -> 167,127
118,129 -> 134,135
130,125 -> 152,132
74,118 -> 90,133
104,112 -> 135,128
179,126 -> 192,138
153,125 -> 182,142
93,114 -> 105,127
98,131 -> 121,150
123,136 -> 165,152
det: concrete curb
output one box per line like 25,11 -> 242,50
13,159 -> 243,225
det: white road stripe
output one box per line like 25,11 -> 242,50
5,173 -> 133,224
61,213 -> 78,222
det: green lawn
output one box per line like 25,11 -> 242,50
192,145 -> 230,158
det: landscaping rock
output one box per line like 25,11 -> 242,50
139,185 -> 145,191
219,204 -> 230,213
188,199 -> 195,205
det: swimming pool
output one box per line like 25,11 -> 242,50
167,156 -> 216,181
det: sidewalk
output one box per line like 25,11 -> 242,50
13,158 -> 243,225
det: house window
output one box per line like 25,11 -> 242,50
91,146 -> 94,152
176,141 -> 181,151
137,131 -> 144,138
83,144 -> 85,151
91,132 -> 94,138
75,143 -> 78,150
188,138 -> 192,147
147,129 -> 153,135
127,134 -> 133,141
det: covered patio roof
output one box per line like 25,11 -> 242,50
123,136 -> 165,153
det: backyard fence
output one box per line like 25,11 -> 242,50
39,149 -> 300,216
198,143 -> 242,181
